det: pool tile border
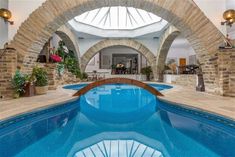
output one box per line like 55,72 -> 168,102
0,98 -> 79,129
158,99 -> 235,131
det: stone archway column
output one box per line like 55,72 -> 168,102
155,59 -> 165,82
0,48 -> 17,99
150,61 -> 158,81
8,0 -> 226,94
156,26 -> 180,82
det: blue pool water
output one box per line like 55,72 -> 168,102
1,84 -> 235,157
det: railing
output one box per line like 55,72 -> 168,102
73,78 -> 164,97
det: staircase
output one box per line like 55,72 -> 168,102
74,140 -> 163,157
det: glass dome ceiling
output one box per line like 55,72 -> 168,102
74,7 -> 163,30
75,140 -> 163,157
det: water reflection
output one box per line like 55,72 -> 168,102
79,84 -> 157,123
0,93 -> 235,157
0,101 -> 78,157
83,84 -> 156,113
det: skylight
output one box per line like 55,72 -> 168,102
74,7 -> 162,30
74,140 -> 163,157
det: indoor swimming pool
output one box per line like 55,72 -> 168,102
0,84 -> 235,157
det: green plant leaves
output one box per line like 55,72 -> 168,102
12,70 -> 26,94
32,67 -> 48,87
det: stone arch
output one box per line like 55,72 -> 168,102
156,26 -> 180,81
9,0 -> 225,93
55,25 -> 80,60
80,39 -> 157,77
73,78 -> 164,97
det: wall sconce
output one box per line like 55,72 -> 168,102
221,9 -> 235,27
0,8 -> 14,25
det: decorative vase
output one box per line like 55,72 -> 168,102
35,86 -> 48,95
23,82 -> 35,97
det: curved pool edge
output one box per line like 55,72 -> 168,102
2,90 -> 235,134
1,82 -> 235,124
158,98 -> 235,130
67,81 -> 235,122
0,97 -> 79,123
158,87 -> 235,123
0,86 -> 79,122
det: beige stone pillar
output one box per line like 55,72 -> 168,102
44,63 -> 60,90
0,48 -> 17,99
218,49 -> 235,97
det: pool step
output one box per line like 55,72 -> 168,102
74,140 -> 163,157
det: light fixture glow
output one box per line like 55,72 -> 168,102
0,8 -> 14,25
221,9 -> 235,27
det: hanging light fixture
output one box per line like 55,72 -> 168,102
0,8 -> 14,25
221,9 -> 235,27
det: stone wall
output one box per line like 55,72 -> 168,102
0,48 -> 17,100
0,0 -> 234,97
232,40 -> 235,46
44,63 -> 80,90
56,69 -> 81,85
218,49 -> 235,96
8,0 -> 225,93
44,63 -> 58,90
164,74 -> 197,88
0,60 -> 80,100
174,75 -> 197,88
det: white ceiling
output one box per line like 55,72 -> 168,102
170,35 -> 194,49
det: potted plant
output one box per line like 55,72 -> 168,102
12,70 -> 26,98
32,66 -> 48,95
141,66 -> 152,81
